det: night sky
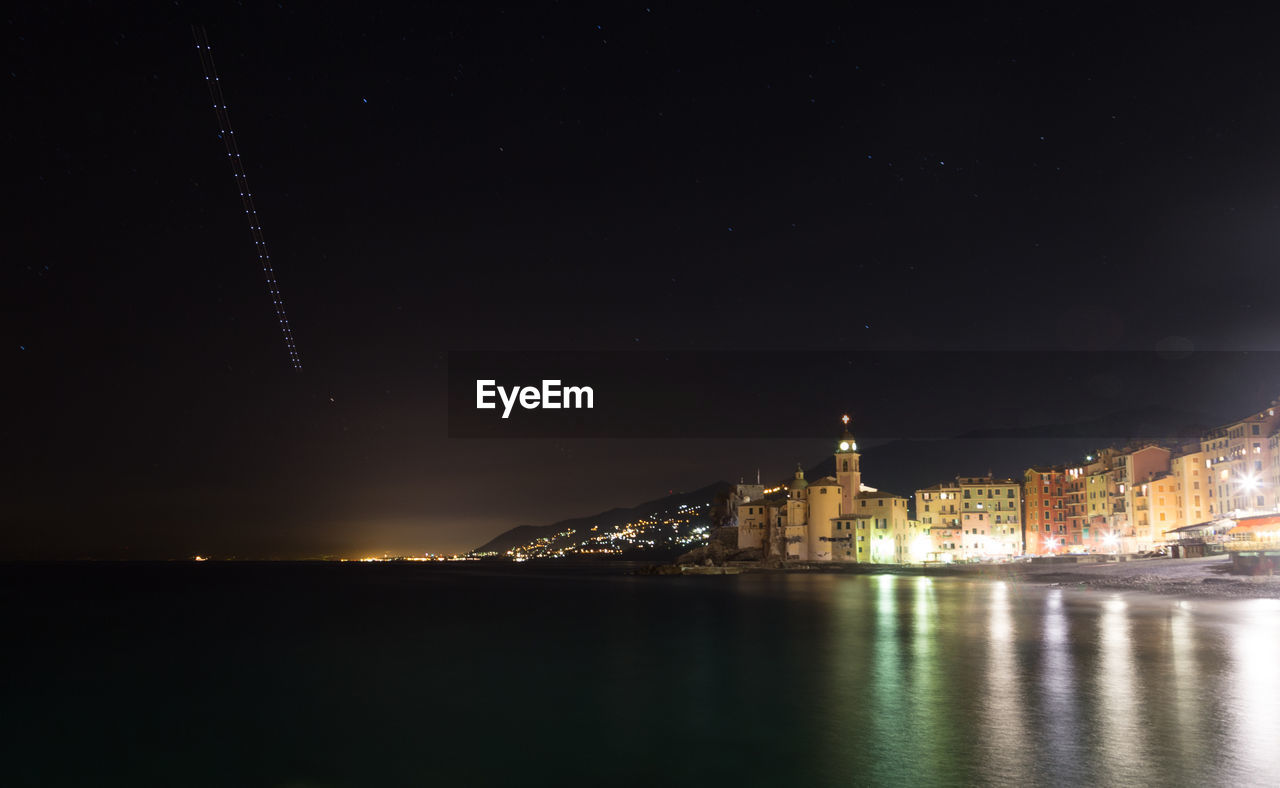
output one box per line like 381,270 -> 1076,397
8,3 -> 1280,558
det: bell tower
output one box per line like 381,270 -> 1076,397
835,414 -> 861,515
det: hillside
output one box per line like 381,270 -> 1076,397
470,482 -> 732,557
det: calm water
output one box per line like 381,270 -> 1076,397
2,563 -> 1278,787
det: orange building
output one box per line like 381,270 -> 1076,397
1023,467 -> 1069,555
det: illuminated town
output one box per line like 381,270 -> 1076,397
733,399 -> 1280,569
474,503 -> 712,561
344,398 -> 1280,571
453,397 -> 1280,571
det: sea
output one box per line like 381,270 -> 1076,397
2,561 -> 1277,787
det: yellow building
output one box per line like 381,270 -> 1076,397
1171,449 -> 1212,528
831,492 -> 911,563
735,417 -> 907,563
916,475 -> 1022,560
905,519 -> 928,562
1136,473 -> 1180,542
1085,468 -> 1111,524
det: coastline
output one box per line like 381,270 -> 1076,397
664,554 -> 1280,600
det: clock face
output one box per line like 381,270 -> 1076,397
839,441 -> 849,451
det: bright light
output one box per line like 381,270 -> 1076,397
908,533 -> 932,563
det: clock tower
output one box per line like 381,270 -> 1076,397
835,414 -> 861,515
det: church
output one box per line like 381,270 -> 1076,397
735,417 -> 912,563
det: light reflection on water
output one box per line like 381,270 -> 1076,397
761,573 -> 1280,787
1096,595 -> 1148,784
1228,600 -> 1280,782
1039,588 -> 1084,783
981,582 -> 1029,784
1168,601 -> 1200,768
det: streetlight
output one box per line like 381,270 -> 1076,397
1235,472 -> 1264,514
1102,531 -> 1119,556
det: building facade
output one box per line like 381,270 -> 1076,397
736,418 -> 909,563
1201,403 -> 1280,517
917,475 -> 1022,561
1023,467 -> 1069,555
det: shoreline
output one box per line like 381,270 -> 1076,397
669,555 -> 1280,599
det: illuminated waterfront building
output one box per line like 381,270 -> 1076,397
1171,448 -> 1212,528
1023,466 -> 1069,555
831,491 -> 911,563
960,511 -> 999,558
1135,472 -> 1181,542
915,480 -> 961,562
916,475 -> 1022,561
1200,402 -> 1280,517
1104,444 -> 1172,553
736,418 -> 908,563
1065,463 -> 1087,549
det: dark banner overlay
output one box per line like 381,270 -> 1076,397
447,351 -> 1280,439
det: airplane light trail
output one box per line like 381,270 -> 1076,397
192,25 -> 302,371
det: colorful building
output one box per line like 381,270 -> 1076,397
1023,466 -> 1069,555
916,475 -> 1022,561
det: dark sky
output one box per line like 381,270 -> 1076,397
7,3 -> 1280,558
